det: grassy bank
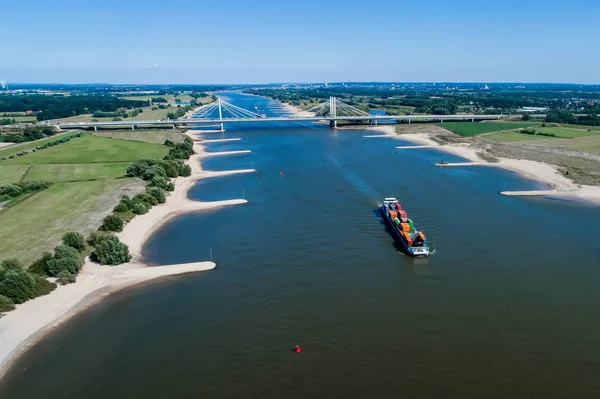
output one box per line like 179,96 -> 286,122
0,133 -> 167,165
436,122 -> 536,136
0,130 -> 181,264
0,179 -> 143,265
91,130 -> 185,144
0,165 -> 30,184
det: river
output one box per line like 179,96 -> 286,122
1,92 -> 599,398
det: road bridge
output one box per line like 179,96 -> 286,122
52,97 -> 501,131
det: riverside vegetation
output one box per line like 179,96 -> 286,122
0,131 -> 195,312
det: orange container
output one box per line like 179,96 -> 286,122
400,223 -> 410,232
418,231 -> 426,240
388,210 -> 398,220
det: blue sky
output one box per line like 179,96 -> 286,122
1,0 -> 599,84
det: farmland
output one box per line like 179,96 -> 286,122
436,121 -> 536,136
0,130 -> 175,263
0,133 -> 167,165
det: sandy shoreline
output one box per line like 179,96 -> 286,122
0,133 -> 254,378
279,102 -> 315,118
363,125 -> 600,205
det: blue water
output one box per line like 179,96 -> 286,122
1,93 -> 599,399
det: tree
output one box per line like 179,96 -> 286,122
166,182 -> 175,192
99,214 -> 124,232
150,176 -> 167,190
147,186 -> 166,203
0,294 -> 15,312
41,128 -> 55,136
91,234 -> 132,265
0,184 -> 23,198
0,269 -> 36,304
62,232 -> 86,251
132,202 -> 148,215
44,245 -> 83,276
521,112 -> 531,121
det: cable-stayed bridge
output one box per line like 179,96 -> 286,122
54,96 -> 500,131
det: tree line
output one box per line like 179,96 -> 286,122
0,94 -> 148,121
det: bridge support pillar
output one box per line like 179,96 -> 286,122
440,118 -> 444,124
94,126 -> 97,131
374,119 -> 378,126
329,96 -> 337,129
408,119 -> 411,124
471,118 -> 474,122
132,125 -> 135,130
172,124 -> 176,130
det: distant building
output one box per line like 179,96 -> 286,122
519,106 -> 548,113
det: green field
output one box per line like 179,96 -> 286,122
92,130 -> 185,144
23,162 -> 129,182
530,126 -> 600,139
0,134 -> 168,165
486,125 -> 600,142
0,165 -> 30,184
485,131 -> 558,142
437,122 -> 536,136
0,179 -> 142,265
0,131 -> 81,158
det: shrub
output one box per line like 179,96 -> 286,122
147,186 -> 166,203
28,252 -> 53,275
87,231 -> 110,247
142,164 -> 167,181
158,160 -> 179,178
0,269 -> 36,304
133,193 -> 158,206
20,181 -> 50,193
90,234 -> 132,265
0,295 -> 15,312
541,123 -> 547,127
126,159 -> 157,177
44,245 -> 83,276
164,139 -> 175,147
113,202 -> 130,212
132,202 -> 148,215
62,231 -> 86,251
99,214 -> 124,232
179,164 -> 192,177
0,184 -> 23,198
1,259 -> 23,272
519,129 -> 536,135
150,176 -> 167,189
166,182 -> 175,191
56,270 -> 76,285
33,276 -> 57,297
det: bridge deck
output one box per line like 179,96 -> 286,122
54,114 -> 500,129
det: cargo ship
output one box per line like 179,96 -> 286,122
381,198 -> 430,257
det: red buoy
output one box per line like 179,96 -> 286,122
294,345 -> 301,353
280,171 -> 283,176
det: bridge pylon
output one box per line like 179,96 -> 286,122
329,96 -> 337,129
217,98 -> 224,131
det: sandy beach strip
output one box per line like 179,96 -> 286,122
363,125 -> 600,205
279,102 -> 316,118
0,136 -> 255,377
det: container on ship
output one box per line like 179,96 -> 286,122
380,197 -> 429,257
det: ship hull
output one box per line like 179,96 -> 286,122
380,203 -> 429,257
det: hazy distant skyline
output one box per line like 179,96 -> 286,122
2,0 -> 599,84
